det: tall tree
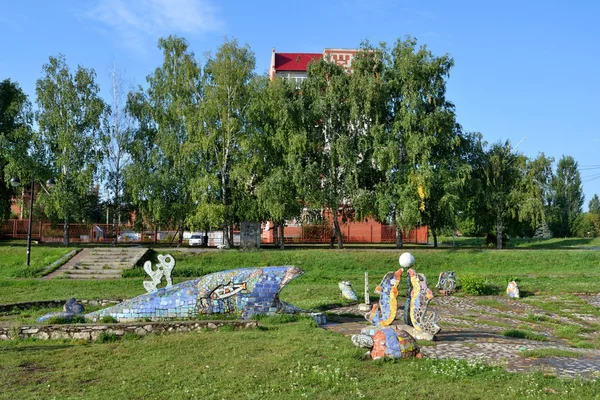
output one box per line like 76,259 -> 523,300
299,57 -> 358,249
188,38 -> 256,248
550,156 -> 584,237
474,141 -> 548,248
250,76 -> 303,249
126,36 -> 200,246
103,62 -> 132,236
0,79 -> 34,221
35,55 -> 106,245
390,38 -> 466,247
589,194 -> 600,215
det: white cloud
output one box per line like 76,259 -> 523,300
83,0 -> 224,53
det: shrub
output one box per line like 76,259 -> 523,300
96,332 -> 119,343
459,275 -> 496,296
99,316 -> 118,323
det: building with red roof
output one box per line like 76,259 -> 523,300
269,48 -> 358,83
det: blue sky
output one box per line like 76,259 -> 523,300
2,0 -> 599,208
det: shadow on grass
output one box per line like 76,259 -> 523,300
519,238 -> 594,249
0,344 -> 75,352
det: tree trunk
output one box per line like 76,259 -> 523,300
432,229 -> 438,248
223,224 -> 233,248
332,214 -> 343,249
279,222 -> 285,249
496,214 -> 503,250
177,224 -> 183,247
395,225 -> 403,249
63,218 -> 70,247
272,222 -> 279,247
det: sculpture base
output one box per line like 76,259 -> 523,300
394,324 -> 437,341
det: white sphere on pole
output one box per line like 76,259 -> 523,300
399,252 -> 415,268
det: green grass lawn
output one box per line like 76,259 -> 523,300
0,245 -> 73,278
1,247 -> 600,306
1,318 -> 599,400
2,245 -> 600,398
437,236 -> 600,249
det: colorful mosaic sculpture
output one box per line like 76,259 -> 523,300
507,281 -> 520,298
143,254 -> 175,292
365,269 -> 403,326
59,266 -> 305,323
338,281 -> 358,301
403,268 -> 440,339
435,271 -> 456,295
37,298 -> 85,323
352,326 -> 421,360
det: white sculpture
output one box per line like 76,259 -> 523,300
143,254 -> 175,292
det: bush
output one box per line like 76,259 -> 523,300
99,316 -> 118,323
96,332 -> 119,343
459,275 -> 497,296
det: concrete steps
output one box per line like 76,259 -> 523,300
45,247 -> 148,279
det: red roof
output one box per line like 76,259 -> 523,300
274,53 -> 322,72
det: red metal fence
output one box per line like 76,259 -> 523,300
1,219 -> 428,245
261,223 -> 428,245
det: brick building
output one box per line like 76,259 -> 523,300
268,48 -> 359,83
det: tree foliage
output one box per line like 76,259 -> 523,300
35,55 -> 106,245
188,38 -> 256,248
549,155 -> 584,237
0,79 -> 33,220
126,36 -> 200,245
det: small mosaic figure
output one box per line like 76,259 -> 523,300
435,271 -> 456,295
352,326 -> 421,360
338,281 -> 358,301
404,268 -> 440,338
37,298 -> 86,323
507,281 -> 520,298
143,254 -> 175,292
64,298 -> 85,314
365,269 -> 403,326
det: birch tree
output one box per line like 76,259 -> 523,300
36,55 -> 106,246
126,36 -> 200,246
189,38 -> 256,248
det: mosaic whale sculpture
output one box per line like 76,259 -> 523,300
404,268 -> 440,338
39,266 -> 304,323
365,268 -> 403,326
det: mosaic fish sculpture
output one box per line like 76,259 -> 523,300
38,266 -> 304,323
352,264 -> 420,360
435,271 -> 456,295
404,268 -> 440,338
365,269 -> 403,326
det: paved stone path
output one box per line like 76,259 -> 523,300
323,295 -> 600,379
45,247 -> 148,279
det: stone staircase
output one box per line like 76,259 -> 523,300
45,247 -> 148,279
